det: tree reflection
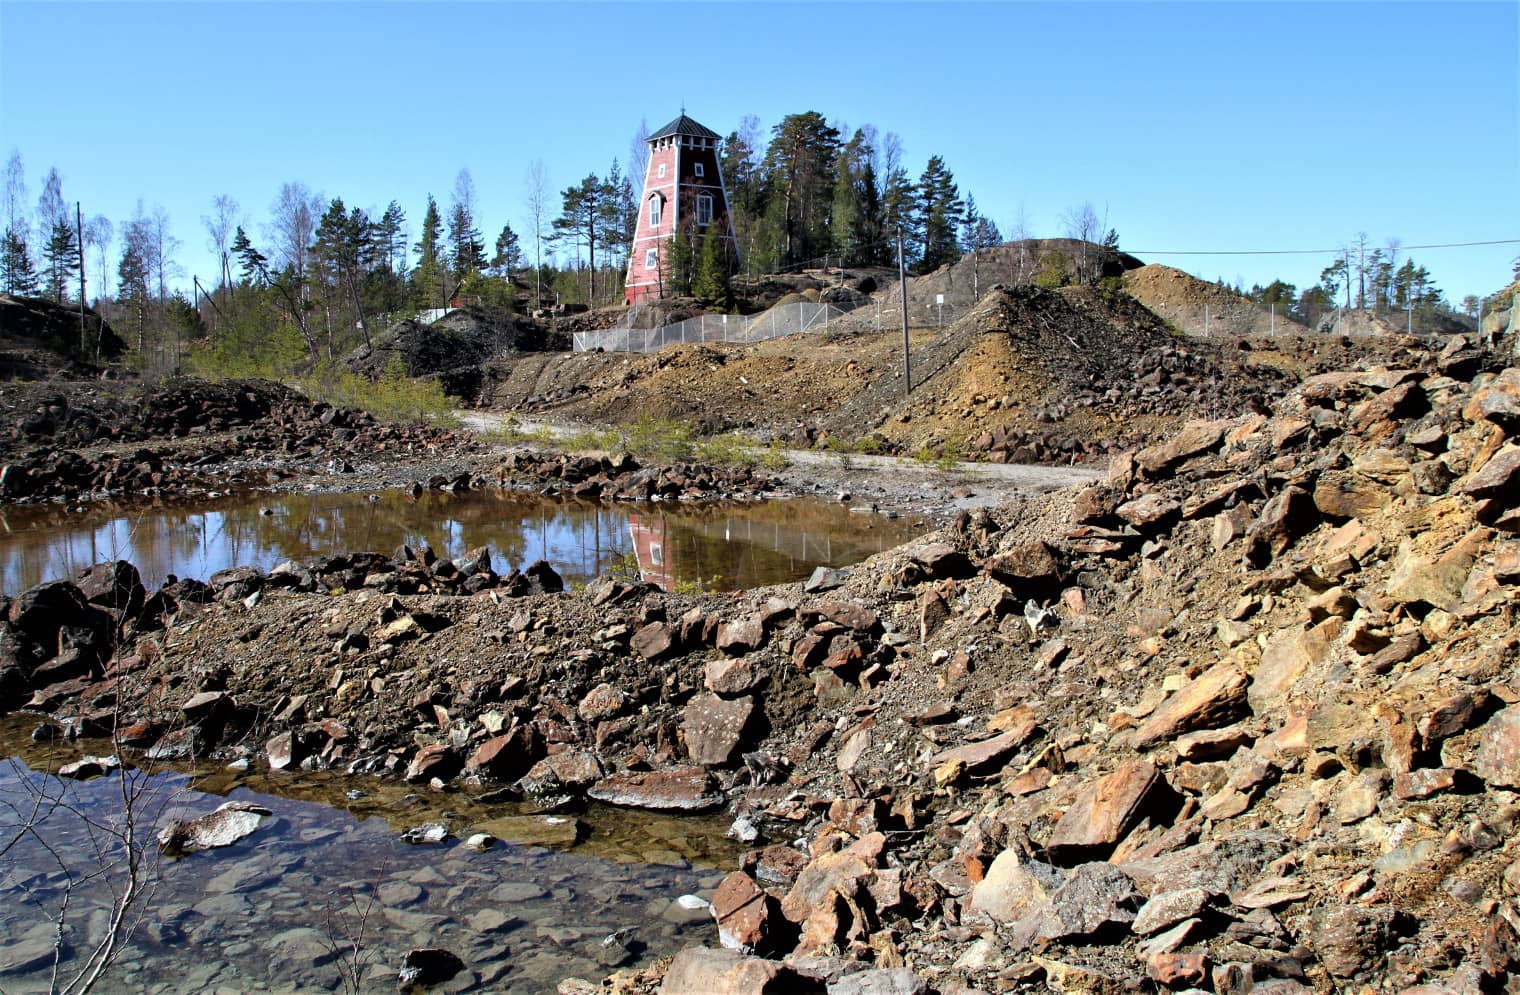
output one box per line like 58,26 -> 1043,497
0,491 -> 924,595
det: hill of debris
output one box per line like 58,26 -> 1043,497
343,305 -> 557,402
0,294 -> 126,379
5,324 -> 1520,993
1123,264 -> 1313,339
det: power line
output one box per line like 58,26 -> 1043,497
1126,238 -> 1520,257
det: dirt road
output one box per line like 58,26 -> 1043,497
459,411 -> 1103,520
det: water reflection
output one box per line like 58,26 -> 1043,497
0,718 -> 740,992
0,489 -> 926,596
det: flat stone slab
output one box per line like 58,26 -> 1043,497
587,767 -> 723,812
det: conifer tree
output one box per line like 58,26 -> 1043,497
1,226 -> 39,295
412,195 -> 444,308
43,218 -> 80,303
692,232 -> 730,307
915,155 -> 964,271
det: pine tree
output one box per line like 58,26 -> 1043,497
447,201 -> 485,283
915,156 -> 964,271
412,195 -> 444,308
761,112 -> 840,267
492,224 -> 524,283
230,226 -> 268,285
665,228 -> 695,296
692,232 -> 730,307
377,201 -> 407,274
1,225 -> 39,295
43,218 -> 80,303
117,240 -> 150,352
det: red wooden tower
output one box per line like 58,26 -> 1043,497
624,113 -> 739,305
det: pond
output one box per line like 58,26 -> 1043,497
0,488 -> 928,597
0,717 -> 745,993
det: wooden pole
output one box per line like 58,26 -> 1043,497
75,202 -> 87,354
898,227 -> 911,395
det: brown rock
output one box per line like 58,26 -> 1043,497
578,682 -> 626,722
1246,485 -> 1318,563
681,693 -> 755,766
1476,706 -> 1520,788
705,657 -> 760,696
1249,618 -> 1343,710
1136,419 -> 1228,476
1147,952 -> 1208,987
968,850 -> 1065,922
1462,444 -> 1520,502
1132,664 -> 1250,751
808,601 -> 881,634
405,743 -> 462,784
711,871 -> 785,954
780,832 -> 884,923
716,616 -> 765,655
926,726 -> 1035,775
659,946 -> 823,995
984,540 -> 1064,598
1393,767 -> 1456,800
909,542 -> 975,579
1046,760 -> 1169,862
1116,493 -> 1181,530
587,767 -> 722,811
468,723 -> 542,783
630,621 -> 676,660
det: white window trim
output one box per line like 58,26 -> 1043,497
696,193 -> 713,227
657,163 -> 667,179
644,248 -> 658,269
694,162 -> 704,178
649,196 -> 661,227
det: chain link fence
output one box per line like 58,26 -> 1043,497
572,301 -> 865,353
572,295 -> 970,354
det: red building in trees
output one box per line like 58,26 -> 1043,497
624,113 -> 738,305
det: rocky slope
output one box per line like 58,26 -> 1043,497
3,325 -> 1519,993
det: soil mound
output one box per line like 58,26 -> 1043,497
344,306 -> 552,402
0,294 -> 125,378
903,239 -> 1144,308
1124,263 -> 1312,338
825,284 -> 1296,460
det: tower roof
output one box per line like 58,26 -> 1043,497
648,113 -> 721,143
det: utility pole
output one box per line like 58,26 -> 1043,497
898,227 -> 911,395
75,202 -> 86,354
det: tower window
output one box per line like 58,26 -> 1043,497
696,193 -> 713,227
645,248 -> 658,270
694,163 -> 704,178
658,163 -> 666,179
649,196 -> 662,227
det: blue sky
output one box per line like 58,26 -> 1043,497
2,1 -> 1516,306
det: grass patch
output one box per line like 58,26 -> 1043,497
300,355 -> 459,428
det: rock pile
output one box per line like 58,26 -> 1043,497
0,377 -> 486,503
6,333 -> 1520,993
495,451 -> 781,501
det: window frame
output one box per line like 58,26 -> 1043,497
644,248 -> 658,270
695,193 -> 713,227
648,195 -> 662,227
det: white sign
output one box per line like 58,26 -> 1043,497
935,294 -> 944,305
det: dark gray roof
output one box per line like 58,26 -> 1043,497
648,114 -> 721,142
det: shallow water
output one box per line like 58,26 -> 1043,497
0,719 -> 745,993
0,488 -> 925,596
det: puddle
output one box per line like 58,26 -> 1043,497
0,488 -> 926,596
0,717 -> 745,992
